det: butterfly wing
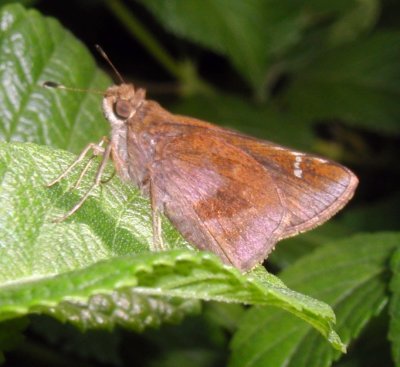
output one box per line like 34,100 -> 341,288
148,108 -> 358,240
150,132 -> 289,271
126,102 -> 357,269
217,132 -> 358,239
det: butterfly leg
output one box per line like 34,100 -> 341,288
149,180 -> 165,251
47,136 -> 108,187
49,137 -> 112,222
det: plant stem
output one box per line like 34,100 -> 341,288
105,0 -> 182,80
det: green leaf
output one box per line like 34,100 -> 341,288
0,142 -> 342,346
0,3 -> 111,152
230,232 -> 399,367
284,31 -> 400,135
135,0 -> 304,94
389,246 -> 400,365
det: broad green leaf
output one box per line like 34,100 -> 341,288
284,31 -> 400,135
230,232 -> 399,367
0,142 -> 342,348
0,3 -> 110,152
135,0 -> 304,94
389,246 -> 400,365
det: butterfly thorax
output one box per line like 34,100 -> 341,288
102,84 -> 147,185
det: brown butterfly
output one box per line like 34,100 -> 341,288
46,47 -> 358,272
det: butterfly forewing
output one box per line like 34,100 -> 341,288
126,107 -> 358,270
147,114 -> 358,241
218,134 -> 358,238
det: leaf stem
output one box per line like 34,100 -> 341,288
105,0 -> 183,80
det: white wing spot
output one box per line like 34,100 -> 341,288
315,157 -> 328,164
293,153 -> 303,178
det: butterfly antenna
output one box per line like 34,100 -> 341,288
95,44 -> 125,84
42,81 -> 105,95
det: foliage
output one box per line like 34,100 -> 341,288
0,1 -> 399,366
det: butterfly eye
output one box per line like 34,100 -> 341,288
114,99 -> 132,119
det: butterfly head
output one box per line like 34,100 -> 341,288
102,84 -> 146,128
